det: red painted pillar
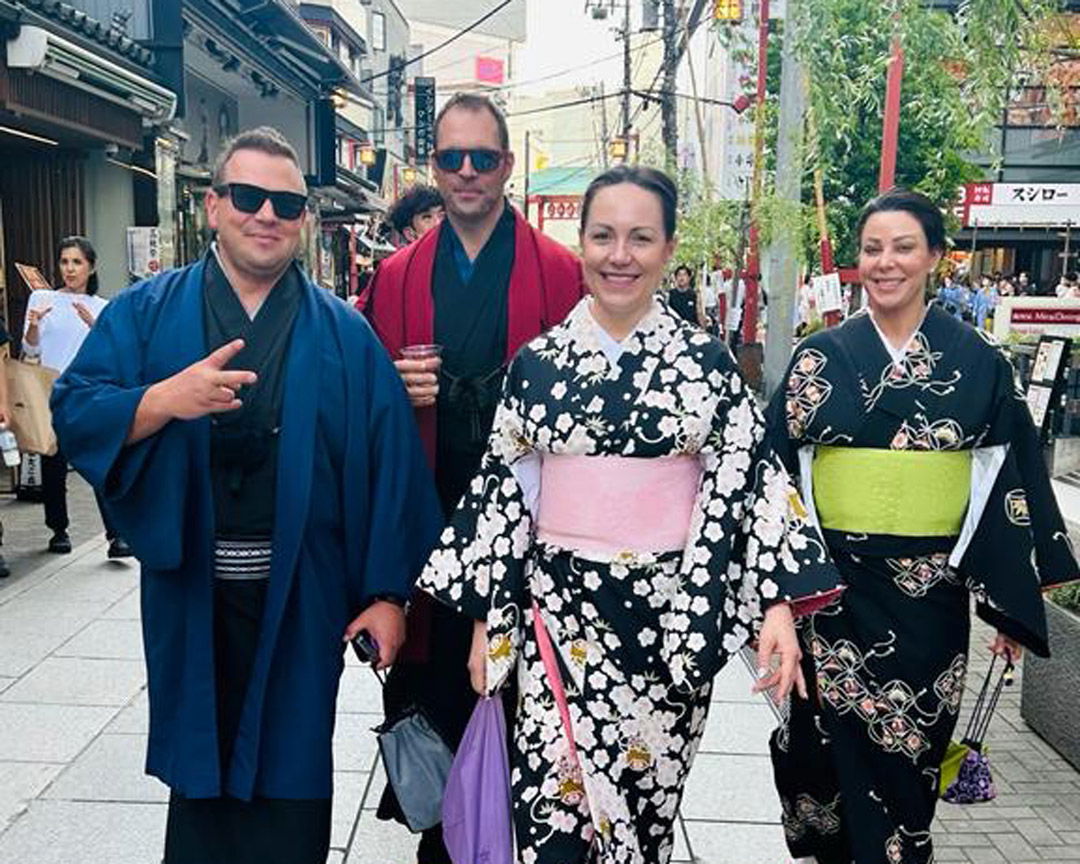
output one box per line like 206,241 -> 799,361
879,34 -> 904,192
741,0 -> 769,346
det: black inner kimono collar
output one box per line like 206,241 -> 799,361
202,249 -> 302,495
433,204 -> 515,424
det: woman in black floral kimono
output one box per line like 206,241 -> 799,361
767,189 -> 1079,864
416,166 -> 841,864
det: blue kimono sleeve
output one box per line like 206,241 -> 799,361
51,295 -> 192,572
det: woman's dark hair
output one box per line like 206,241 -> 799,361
855,188 -> 946,253
580,165 -> 678,240
57,235 -> 99,296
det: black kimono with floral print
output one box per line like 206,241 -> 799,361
767,305 -> 1079,864
417,298 -> 840,864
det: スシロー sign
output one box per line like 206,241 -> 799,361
963,182 -> 1080,227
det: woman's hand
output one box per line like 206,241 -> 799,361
990,631 -> 1023,663
468,618 -> 487,696
753,603 -> 807,703
73,302 -> 95,328
25,306 -> 52,327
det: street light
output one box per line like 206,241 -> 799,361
609,136 -> 629,162
401,165 -> 417,185
358,142 -> 376,167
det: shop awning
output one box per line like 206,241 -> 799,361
234,0 -> 364,96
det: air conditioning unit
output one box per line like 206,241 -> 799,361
7,26 -> 177,123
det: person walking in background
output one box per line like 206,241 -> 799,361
50,127 -> 441,864
416,165 -> 841,864
935,271 -> 970,322
22,236 -> 130,558
1016,270 -> 1038,295
767,189 -> 1078,864
0,319 -> 13,576
363,92 -> 584,864
666,263 -> 702,326
1056,271 -> 1080,299
970,274 -> 998,331
385,183 -> 443,249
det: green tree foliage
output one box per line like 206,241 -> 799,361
794,0 -> 1062,263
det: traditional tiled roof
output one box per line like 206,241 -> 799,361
17,0 -> 154,67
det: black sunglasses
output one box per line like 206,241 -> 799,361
433,148 -> 504,174
214,182 -> 308,220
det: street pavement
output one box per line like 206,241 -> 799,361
0,474 -> 1077,863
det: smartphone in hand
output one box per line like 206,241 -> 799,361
351,630 -> 380,665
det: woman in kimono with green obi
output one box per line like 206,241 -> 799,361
416,165 -> 842,864
767,189 -> 1080,864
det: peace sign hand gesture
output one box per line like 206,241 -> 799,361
161,339 -> 258,421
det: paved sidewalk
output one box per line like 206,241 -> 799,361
0,475 -> 1076,862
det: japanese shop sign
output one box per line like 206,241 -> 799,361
414,77 -> 436,166
963,182 -> 1080,227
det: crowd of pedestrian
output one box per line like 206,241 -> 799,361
932,267 -> 1080,330
18,92 -> 1075,864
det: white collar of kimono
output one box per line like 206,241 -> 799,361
210,242 -> 267,321
577,295 -> 667,364
868,304 -> 929,367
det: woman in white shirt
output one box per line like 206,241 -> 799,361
23,236 -> 130,558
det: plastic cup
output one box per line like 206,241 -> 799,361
400,344 -> 443,361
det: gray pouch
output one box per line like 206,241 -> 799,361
375,706 -> 455,832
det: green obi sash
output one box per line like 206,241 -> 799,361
812,446 -> 971,537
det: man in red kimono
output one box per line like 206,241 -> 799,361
363,92 -> 584,864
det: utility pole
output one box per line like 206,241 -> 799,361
762,2 -> 807,399
524,130 -> 531,221
683,13 -> 710,196
661,0 -> 679,171
599,81 -> 611,168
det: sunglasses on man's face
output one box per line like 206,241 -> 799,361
433,148 -> 504,174
214,183 -> 308,220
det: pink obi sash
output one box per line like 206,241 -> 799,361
536,454 -> 702,559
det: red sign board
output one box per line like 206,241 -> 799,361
1009,307 -> 1080,326
475,57 -> 505,85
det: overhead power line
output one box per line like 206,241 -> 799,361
507,90 -> 625,118
360,0 -> 519,85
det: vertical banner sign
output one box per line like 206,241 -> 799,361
414,77 -> 436,166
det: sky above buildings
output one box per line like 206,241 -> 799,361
518,0 -> 630,94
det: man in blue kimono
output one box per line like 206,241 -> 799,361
51,126 -> 441,864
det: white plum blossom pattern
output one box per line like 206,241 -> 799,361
417,297 -> 840,864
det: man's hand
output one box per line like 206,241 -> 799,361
157,339 -> 257,421
343,601 -> 406,671
467,618 -> 487,695
752,603 -> 807,704
126,340 -> 257,445
394,357 -> 440,408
